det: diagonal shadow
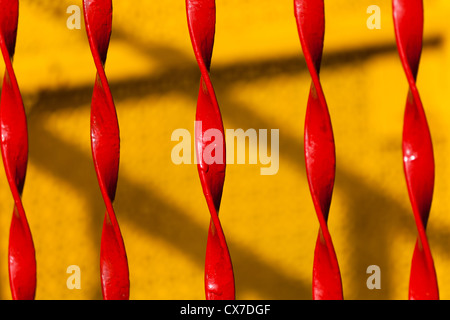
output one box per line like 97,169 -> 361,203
27,111 -> 310,299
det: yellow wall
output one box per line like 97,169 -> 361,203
0,0 -> 449,300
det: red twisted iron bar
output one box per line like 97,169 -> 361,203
294,0 -> 343,300
186,0 -> 235,300
392,0 -> 439,300
83,0 -> 129,300
0,0 -> 36,300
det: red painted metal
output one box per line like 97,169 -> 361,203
0,0 -> 36,300
186,0 -> 235,300
294,0 -> 343,300
393,0 -> 439,300
83,0 -> 129,300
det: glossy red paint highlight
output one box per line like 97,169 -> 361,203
186,0 -> 235,300
294,0 -> 343,300
0,0 -> 36,300
393,0 -> 439,300
83,0 -> 129,300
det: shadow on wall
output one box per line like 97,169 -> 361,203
20,28 -> 447,300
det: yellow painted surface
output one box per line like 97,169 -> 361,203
0,0 -> 448,300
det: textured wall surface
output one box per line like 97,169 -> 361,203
0,0 -> 449,300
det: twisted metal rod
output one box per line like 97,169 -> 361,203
294,0 -> 343,300
392,0 -> 439,300
0,0 -> 36,300
186,0 -> 235,300
83,0 -> 129,300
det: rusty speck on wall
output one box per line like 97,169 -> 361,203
0,0 -> 449,300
